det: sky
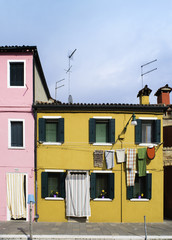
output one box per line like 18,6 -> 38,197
1,0 -> 172,104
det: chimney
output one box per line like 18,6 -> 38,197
154,84 -> 172,105
137,85 -> 152,104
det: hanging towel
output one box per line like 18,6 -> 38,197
138,148 -> 147,177
105,150 -> 114,169
116,149 -> 125,163
126,148 -> 136,186
94,150 -> 103,167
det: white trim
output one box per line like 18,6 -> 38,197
42,142 -> 62,146
93,116 -> 112,119
139,117 -> 158,120
130,198 -> 149,202
93,170 -> 113,173
45,169 -> 65,172
139,143 -> 157,147
93,198 -> 112,201
8,119 -> 25,149
45,197 -> 64,200
7,60 -> 26,88
93,143 -> 112,146
42,116 -> 62,119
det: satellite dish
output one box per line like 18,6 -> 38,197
68,94 -> 73,104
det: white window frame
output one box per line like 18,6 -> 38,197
44,169 -> 65,201
138,117 -> 158,147
42,116 -> 62,145
7,60 -> 26,88
8,119 -> 25,149
93,116 -> 112,146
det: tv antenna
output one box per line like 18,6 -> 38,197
141,59 -> 157,87
65,49 -> 77,103
55,79 -> 65,100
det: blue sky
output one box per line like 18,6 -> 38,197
1,0 -> 172,104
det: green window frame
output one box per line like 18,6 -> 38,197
41,171 -> 66,198
127,173 -> 152,200
90,172 -> 115,200
39,118 -> 64,143
135,119 -> 161,144
89,118 -> 115,144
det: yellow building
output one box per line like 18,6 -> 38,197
33,89 -> 166,223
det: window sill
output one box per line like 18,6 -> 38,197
93,198 -> 112,201
42,142 -> 62,146
45,197 -> 64,201
8,146 -> 25,150
139,143 -> 157,147
130,198 -> 149,202
93,143 -> 112,146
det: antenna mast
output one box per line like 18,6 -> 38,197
141,59 -> 157,87
55,79 -> 65,100
65,49 -> 77,103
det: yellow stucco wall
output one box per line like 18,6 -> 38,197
36,110 -> 163,223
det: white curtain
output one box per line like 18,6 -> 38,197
66,171 -> 91,217
7,173 -> 26,219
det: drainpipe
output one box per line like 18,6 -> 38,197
34,109 -> 39,222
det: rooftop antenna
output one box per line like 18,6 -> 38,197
141,59 -> 157,88
65,49 -> 77,103
55,79 -> 65,100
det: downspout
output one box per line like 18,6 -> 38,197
33,54 -> 39,221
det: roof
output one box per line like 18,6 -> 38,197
33,101 -> 167,113
154,84 -> 172,96
0,45 -> 51,100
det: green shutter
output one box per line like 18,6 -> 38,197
108,173 -> 115,199
58,118 -> 64,143
60,172 -> 66,198
109,119 -> 115,144
127,186 -> 134,199
41,172 -> 48,198
89,118 -> 96,143
135,119 -> 142,144
153,120 -> 161,144
90,173 -> 96,199
146,173 -> 152,199
39,118 -> 46,142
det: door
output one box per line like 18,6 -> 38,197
6,173 -> 27,220
65,171 -> 91,218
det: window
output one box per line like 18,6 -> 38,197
135,119 -> 161,145
90,172 -> 114,200
39,117 -> 64,144
89,118 -> 115,144
8,61 -> 25,87
9,120 -> 25,148
127,173 -> 152,200
41,171 -> 66,198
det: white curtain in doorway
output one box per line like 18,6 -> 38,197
7,173 -> 26,219
66,171 -> 91,217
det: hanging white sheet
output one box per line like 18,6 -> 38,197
66,171 -> 91,217
7,173 -> 26,219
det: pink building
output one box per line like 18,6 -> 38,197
0,46 -> 51,221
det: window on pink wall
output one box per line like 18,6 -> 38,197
8,60 -> 26,87
8,119 -> 25,149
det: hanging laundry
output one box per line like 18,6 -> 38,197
147,146 -> 155,160
126,148 -> 136,186
105,150 -> 115,169
93,150 -> 103,167
116,149 -> 125,163
138,148 -> 147,177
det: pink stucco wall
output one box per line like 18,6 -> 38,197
0,53 -> 35,221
